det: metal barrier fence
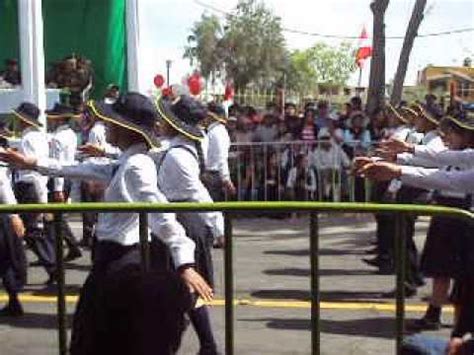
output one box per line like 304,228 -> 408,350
229,141 -> 374,203
0,201 -> 472,355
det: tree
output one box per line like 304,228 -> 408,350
286,43 -> 357,95
184,13 -> 224,83
220,0 -> 287,90
390,0 -> 427,105
367,0 -> 390,115
463,57 -> 473,67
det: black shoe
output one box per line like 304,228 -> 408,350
44,272 -> 58,287
381,286 -> 417,298
0,303 -> 24,317
64,249 -> 82,262
406,317 -> 441,331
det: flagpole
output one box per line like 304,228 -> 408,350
358,66 -> 363,88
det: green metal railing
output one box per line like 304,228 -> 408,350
0,202 -> 472,355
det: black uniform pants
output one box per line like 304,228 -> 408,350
14,182 -> 55,273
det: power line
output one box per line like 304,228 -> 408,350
194,0 -> 474,40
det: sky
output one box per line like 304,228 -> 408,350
138,0 -> 474,92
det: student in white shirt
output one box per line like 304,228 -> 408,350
0,93 -> 212,354
154,95 -> 222,355
46,103 -> 82,262
11,103 -> 56,282
0,135 -> 26,317
202,102 -> 236,202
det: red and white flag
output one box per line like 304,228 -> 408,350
355,26 -> 372,68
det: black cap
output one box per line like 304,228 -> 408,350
88,92 -> 159,148
207,102 -> 227,123
12,102 -> 42,128
155,95 -> 207,141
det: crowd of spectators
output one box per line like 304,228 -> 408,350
226,96 -> 388,202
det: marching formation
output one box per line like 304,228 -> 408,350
0,90 -> 233,354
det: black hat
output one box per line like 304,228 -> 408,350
207,102 -> 227,124
415,103 -> 443,125
155,95 -> 207,141
446,111 -> 474,131
87,92 -> 160,148
46,103 -> 80,119
12,102 -> 42,128
386,103 -> 408,124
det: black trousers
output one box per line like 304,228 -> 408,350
80,182 -> 102,243
0,215 -> 27,295
392,186 -> 429,286
371,182 -> 394,256
14,182 -> 55,273
70,239 -> 193,355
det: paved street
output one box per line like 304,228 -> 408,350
0,214 -> 452,354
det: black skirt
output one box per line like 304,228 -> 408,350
70,240 -> 193,355
176,212 -> 215,288
0,215 -> 27,292
420,196 -> 472,278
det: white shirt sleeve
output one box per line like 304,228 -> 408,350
208,125 -> 231,181
413,148 -> 474,168
35,157 -> 116,182
400,166 -> 474,193
125,156 -> 196,267
0,168 -> 17,204
397,136 -> 446,167
287,168 -> 296,188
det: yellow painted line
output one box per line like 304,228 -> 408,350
0,294 -> 454,313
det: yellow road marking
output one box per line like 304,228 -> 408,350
0,293 -> 453,313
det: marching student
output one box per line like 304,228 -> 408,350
153,95 -> 224,355
0,93 -> 213,354
11,102 -> 56,284
202,102 -> 235,202
0,135 -> 27,317
78,105 -> 120,248
46,103 -> 82,261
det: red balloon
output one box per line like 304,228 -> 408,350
153,74 -> 165,88
188,76 -> 202,96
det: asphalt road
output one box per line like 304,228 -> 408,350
0,214 -> 452,354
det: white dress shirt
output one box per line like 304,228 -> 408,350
17,126 -> 49,202
206,122 -> 231,181
50,124 -> 78,192
0,166 -> 17,204
86,121 -> 121,160
36,143 -> 195,267
150,136 -> 225,239
401,166 -> 474,194
397,130 -> 446,168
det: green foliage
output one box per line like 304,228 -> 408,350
184,13 -> 224,81
184,0 -> 287,90
286,42 -> 357,94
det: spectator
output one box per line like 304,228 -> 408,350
350,96 -> 363,112
234,117 -> 254,143
253,114 -> 278,142
258,150 -> 284,201
284,103 -> 302,139
315,100 -> 332,130
343,112 -> 372,158
310,129 -> 351,201
300,109 -> 317,141
368,107 -> 388,142
0,59 -> 21,86
286,153 -> 317,202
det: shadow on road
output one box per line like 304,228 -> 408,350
264,248 -> 366,257
264,268 -> 374,277
240,317 -> 397,339
0,312 -> 73,329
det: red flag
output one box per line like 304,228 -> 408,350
355,27 -> 372,68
